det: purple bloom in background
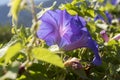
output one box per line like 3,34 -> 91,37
105,11 -> 113,23
111,0 -> 120,5
100,30 -> 120,41
100,30 -> 109,42
104,0 -> 120,5
37,10 -> 101,66
94,11 -> 112,24
94,14 -> 104,22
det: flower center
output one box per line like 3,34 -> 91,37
59,26 -> 68,37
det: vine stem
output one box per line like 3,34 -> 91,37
30,0 -> 38,33
30,0 -> 37,23
26,0 -> 39,63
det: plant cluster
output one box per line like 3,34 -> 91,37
0,0 -> 120,80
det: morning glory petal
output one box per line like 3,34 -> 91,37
105,11 -> 112,24
94,15 -> 104,22
37,9 -> 102,66
40,11 -> 58,29
94,11 -> 112,24
64,32 -> 88,50
87,38 -> 102,66
37,22 -> 57,46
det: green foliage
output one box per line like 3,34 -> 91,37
4,42 -> 22,64
32,47 -> 64,68
0,40 -> 19,61
59,0 -> 95,17
0,26 -> 12,43
0,61 -> 20,80
0,0 -> 120,80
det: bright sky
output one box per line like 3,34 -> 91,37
0,0 -> 9,5
0,0 -> 49,6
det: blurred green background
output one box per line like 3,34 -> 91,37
0,26 -> 12,43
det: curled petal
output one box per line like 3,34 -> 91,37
87,38 -> 102,66
64,32 -> 88,51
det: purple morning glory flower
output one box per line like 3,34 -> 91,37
111,0 -> 120,5
103,0 -> 120,5
37,9 -> 101,66
94,11 -> 112,24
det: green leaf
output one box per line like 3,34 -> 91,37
0,61 -> 20,80
32,47 -> 64,68
86,8 -> 95,17
87,21 -> 96,32
67,9 -> 78,15
98,0 -> 104,3
0,41 -> 17,61
107,40 -> 117,46
71,0 -> 82,5
73,68 -> 88,79
0,46 -> 9,59
104,3 -> 115,11
0,44 -> 3,48
59,3 -> 72,10
4,42 -> 22,64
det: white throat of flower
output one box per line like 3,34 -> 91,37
49,44 -> 60,52
48,44 -> 64,54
